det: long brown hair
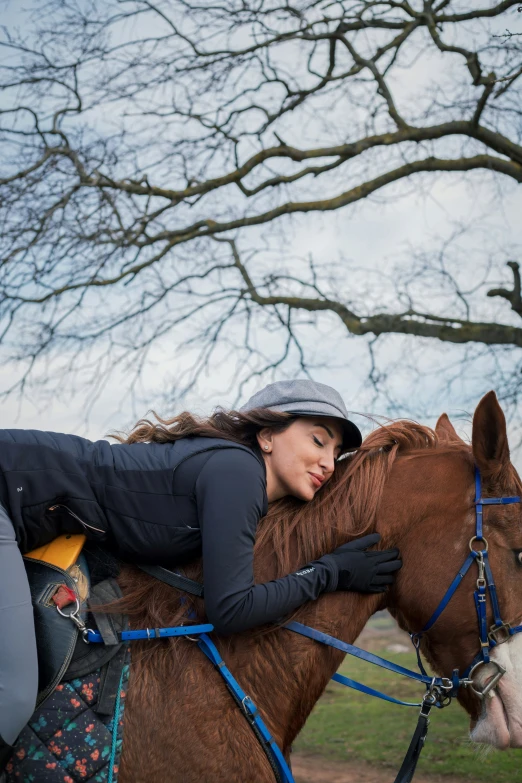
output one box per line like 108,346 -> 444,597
107,406 -> 295,448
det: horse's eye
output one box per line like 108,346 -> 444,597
515,549 -> 522,566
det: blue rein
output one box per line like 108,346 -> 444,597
83,464 -> 521,783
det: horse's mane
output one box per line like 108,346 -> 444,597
254,420 -> 463,580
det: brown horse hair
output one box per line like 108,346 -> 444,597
103,419 -> 481,672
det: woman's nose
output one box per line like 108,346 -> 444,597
318,450 -> 335,474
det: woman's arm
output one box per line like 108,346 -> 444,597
196,449 -> 337,635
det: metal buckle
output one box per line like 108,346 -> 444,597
420,690 -> 435,718
469,536 -> 489,552
411,633 -> 421,649
489,622 -> 512,645
468,659 -> 506,699
241,695 -> 259,722
421,677 -> 452,709
438,692 -> 453,708
179,623 -> 200,642
55,598 -> 94,643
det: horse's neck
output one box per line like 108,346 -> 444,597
237,590 -> 381,750
245,451 -> 452,749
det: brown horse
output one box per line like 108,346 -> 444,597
114,390 -> 522,782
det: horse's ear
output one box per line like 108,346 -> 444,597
472,391 -> 510,479
435,413 -> 464,444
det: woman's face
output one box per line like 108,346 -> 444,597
257,416 -> 345,502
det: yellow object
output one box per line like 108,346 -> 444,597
25,534 -> 86,570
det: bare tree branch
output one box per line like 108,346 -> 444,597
488,261 -> 522,316
0,0 -> 521,416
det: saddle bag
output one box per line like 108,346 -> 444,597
23,557 -> 82,709
24,540 -> 128,714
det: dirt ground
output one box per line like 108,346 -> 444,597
291,752 -> 475,783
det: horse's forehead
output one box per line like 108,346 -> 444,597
387,449 -> 474,501
378,450 -> 482,552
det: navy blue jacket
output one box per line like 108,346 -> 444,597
0,430 -> 336,633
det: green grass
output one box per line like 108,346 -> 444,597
294,649 -> 522,780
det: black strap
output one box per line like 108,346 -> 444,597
96,645 -> 129,716
93,604 -> 120,646
393,703 -> 431,783
138,565 -> 204,597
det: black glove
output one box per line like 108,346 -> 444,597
320,533 -> 402,593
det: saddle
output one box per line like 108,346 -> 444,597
24,536 -> 128,713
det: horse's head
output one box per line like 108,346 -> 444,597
387,391 -> 522,749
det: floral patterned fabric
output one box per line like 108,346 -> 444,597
6,649 -> 130,783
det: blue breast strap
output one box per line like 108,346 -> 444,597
197,632 -> 294,783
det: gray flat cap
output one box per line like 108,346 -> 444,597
239,379 -> 362,449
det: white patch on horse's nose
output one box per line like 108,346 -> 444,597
471,635 -> 522,748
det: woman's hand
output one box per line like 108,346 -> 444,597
320,533 -> 402,593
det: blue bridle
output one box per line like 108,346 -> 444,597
285,464 -> 522,709
409,465 -> 522,699
82,464 -> 521,783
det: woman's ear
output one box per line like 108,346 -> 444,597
256,427 -> 273,452
472,391 -> 510,481
435,413 -> 464,444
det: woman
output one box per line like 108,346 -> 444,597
0,379 -> 401,768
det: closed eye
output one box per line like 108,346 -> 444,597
313,436 -> 324,447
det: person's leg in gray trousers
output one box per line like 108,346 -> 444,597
0,501 -> 38,769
